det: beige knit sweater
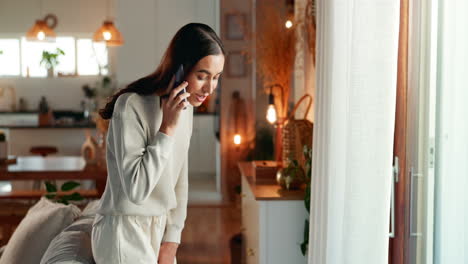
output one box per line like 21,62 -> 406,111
95,92 -> 193,243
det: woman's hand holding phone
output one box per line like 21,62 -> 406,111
159,80 -> 190,137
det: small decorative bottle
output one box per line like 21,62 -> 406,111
0,132 -> 8,161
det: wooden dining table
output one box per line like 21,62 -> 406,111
0,156 -> 107,199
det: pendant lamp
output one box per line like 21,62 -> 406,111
26,0 -> 57,42
93,20 -> 124,46
26,19 -> 56,42
93,0 -> 124,46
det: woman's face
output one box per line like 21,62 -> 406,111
185,54 -> 225,107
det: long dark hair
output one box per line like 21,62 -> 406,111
99,23 -> 225,120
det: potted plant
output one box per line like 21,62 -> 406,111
40,48 -> 65,77
276,158 -> 306,190
300,145 -> 312,256
44,181 -> 84,205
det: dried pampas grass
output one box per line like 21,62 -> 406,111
304,0 -> 316,65
239,2 -> 296,120
255,2 -> 296,119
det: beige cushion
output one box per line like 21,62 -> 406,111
40,200 -> 101,264
40,218 -> 95,264
0,197 -> 80,264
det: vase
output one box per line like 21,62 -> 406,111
81,134 -> 98,165
47,67 -> 54,78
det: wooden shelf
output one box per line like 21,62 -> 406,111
0,189 -> 100,200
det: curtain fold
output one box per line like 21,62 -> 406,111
434,0 -> 468,263
308,0 -> 400,263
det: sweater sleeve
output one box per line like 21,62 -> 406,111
162,153 -> 188,244
112,110 -> 175,205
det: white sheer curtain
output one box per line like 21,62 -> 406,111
434,0 -> 468,263
308,1 -> 400,263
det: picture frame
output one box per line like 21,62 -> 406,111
224,13 -> 246,40
226,51 -> 247,78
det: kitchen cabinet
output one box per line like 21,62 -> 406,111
239,162 -> 308,264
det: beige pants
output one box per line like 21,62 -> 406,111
91,214 -> 177,264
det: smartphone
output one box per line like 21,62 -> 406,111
161,64 -> 187,109
174,64 -> 188,108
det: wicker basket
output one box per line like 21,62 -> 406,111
282,94 -> 313,167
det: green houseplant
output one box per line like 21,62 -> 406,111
40,48 -> 65,77
300,145 -> 312,256
276,159 -> 306,190
44,181 -> 84,205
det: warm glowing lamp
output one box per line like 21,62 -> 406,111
233,134 -> 242,145
266,87 -> 278,124
93,21 -> 124,46
267,105 -> 277,124
26,19 -> 56,42
285,0 -> 294,29
230,91 -> 247,149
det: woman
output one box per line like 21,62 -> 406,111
91,23 -> 225,264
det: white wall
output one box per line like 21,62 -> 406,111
0,0 -> 108,34
5,128 -> 94,155
0,77 -> 103,111
115,0 -> 220,86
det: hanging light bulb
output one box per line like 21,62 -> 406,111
266,88 -> 277,124
102,31 -> 112,41
233,134 -> 242,145
285,0 -> 294,29
267,104 -> 277,124
37,31 -> 45,40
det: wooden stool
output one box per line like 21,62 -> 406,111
29,146 -> 58,157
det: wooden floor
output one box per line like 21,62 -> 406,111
177,204 -> 242,264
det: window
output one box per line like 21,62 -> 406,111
77,39 -> 108,76
0,39 -> 21,76
0,36 -> 108,77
